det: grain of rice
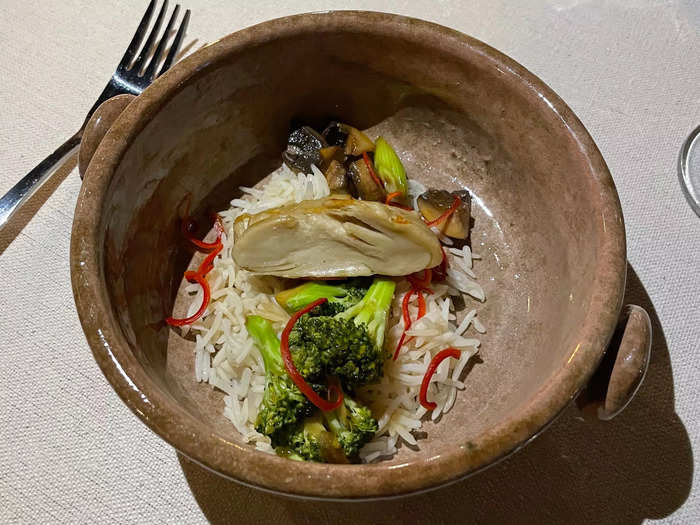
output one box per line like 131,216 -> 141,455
457,309 -> 477,335
212,346 -> 228,367
452,350 -> 473,381
444,386 -> 458,413
395,424 -> 418,446
473,317 -> 486,334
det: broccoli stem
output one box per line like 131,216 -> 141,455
245,315 -> 283,375
337,278 -> 396,351
248,315 -> 321,440
323,412 -> 345,438
276,282 -> 348,312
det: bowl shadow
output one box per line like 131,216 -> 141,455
177,264 -> 692,525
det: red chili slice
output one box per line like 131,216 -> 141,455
417,291 -> 426,319
362,152 -> 385,190
422,268 -> 433,289
385,191 -> 413,211
385,191 -> 401,205
166,218 -> 223,326
407,268 -> 433,292
432,246 -> 448,282
419,348 -> 461,410
166,271 -> 211,326
393,332 -> 408,361
181,201 -> 224,251
196,239 -> 223,276
280,298 -> 344,412
393,289 -> 416,361
401,289 -> 414,327
425,195 -> 462,228
393,278 -> 433,361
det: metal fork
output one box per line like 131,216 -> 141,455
0,0 -> 190,231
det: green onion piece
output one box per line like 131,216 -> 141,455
374,137 -> 408,198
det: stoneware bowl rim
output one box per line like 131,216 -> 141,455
70,10 -> 626,500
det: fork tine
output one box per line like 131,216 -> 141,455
118,0 -> 156,70
158,9 -> 190,77
143,5 -> 180,80
132,0 -> 169,72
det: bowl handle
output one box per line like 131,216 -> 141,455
78,94 -> 136,178
576,304 -> 652,421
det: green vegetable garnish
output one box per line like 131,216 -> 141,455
336,278 -> 396,354
275,395 -> 378,462
374,137 -> 408,198
275,280 -> 368,315
246,315 -> 315,440
278,277 -> 396,389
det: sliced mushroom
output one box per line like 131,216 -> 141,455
417,189 -> 472,239
348,158 -> 386,202
321,122 -> 374,156
324,160 -> 350,194
344,125 -> 375,156
282,126 -> 328,173
321,121 -> 348,147
233,196 -> 442,278
318,146 -> 346,171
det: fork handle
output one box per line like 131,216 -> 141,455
0,131 -> 82,232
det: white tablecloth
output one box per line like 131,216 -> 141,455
1,1 -> 698,523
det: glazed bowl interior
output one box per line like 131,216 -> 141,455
74,12 -> 625,498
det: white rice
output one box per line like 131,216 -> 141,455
182,163 -> 485,461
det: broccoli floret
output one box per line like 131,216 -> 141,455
282,277 -> 396,389
246,315 -> 316,440
275,397 -> 378,463
284,418 -> 325,462
285,315 -> 326,381
324,396 -> 379,459
314,286 -> 367,317
335,278 -> 396,353
288,315 -> 381,386
275,279 -> 370,316
275,414 -> 344,463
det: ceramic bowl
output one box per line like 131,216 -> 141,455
71,11 -> 651,499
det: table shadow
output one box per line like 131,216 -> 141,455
0,155 -> 77,256
178,264 -> 692,525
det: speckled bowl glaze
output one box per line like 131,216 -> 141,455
71,11 -> 651,499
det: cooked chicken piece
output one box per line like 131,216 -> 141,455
233,197 -> 442,278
